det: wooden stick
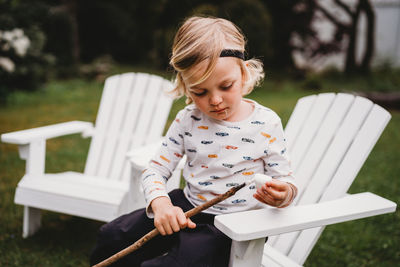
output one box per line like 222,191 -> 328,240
92,182 -> 246,267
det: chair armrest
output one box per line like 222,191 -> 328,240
214,192 -> 396,241
127,139 -> 186,171
1,121 -> 94,145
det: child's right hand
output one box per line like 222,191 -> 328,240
151,197 -> 196,235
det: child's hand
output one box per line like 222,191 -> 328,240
151,197 -> 196,235
253,179 -> 295,208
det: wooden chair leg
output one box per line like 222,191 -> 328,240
229,238 -> 265,267
22,206 -> 41,238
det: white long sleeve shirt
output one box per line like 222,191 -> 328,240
141,100 -> 295,217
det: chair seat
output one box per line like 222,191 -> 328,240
14,172 -> 130,222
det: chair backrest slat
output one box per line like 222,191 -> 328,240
84,73 -> 173,182
284,95 -> 316,153
267,93 -> 391,265
84,75 -> 121,175
289,93 -> 335,173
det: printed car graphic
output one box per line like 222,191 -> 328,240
227,126 -> 241,130
185,132 -> 192,137
231,199 -> 246,204
243,156 -> 254,160
222,163 -> 234,168
234,168 -> 246,174
187,148 -> 197,153
201,140 -> 213,144
151,160 -> 162,166
215,132 -> 229,137
174,152 -> 183,158
226,182 -> 239,187
169,137 -> 180,145
242,138 -> 255,143
198,181 -> 213,186
251,121 -> 265,125
198,126 -> 209,130
267,163 -> 279,167
208,154 -> 218,158
143,173 -> 155,180
269,137 -> 276,144
242,171 -> 254,176
197,194 -> 207,201
225,145 -> 238,150
261,132 -> 271,138
210,175 -> 220,179
178,133 -> 184,139
160,155 -> 170,163
213,206 -> 228,211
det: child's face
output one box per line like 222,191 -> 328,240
183,57 -> 246,122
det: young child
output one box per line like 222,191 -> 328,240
90,16 -> 297,267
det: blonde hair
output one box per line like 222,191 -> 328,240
169,16 -> 264,104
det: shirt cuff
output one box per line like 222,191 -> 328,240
145,192 -> 170,218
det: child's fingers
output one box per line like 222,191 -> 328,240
262,185 -> 286,200
187,218 -> 196,229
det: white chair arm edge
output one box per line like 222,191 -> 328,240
1,121 -> 94,145
214,192 -> 396,241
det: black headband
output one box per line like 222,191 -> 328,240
220,49 -> 245,60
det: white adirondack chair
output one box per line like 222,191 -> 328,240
129,93 -> 397,266
1,72 -> 177,238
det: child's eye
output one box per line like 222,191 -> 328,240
221,83 -> 233,90
192,90 -> 207,97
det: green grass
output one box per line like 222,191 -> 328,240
0,70 -> 399,266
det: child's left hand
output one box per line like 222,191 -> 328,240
253,179 -> 295,208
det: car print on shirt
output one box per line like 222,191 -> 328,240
191,115 -> 201,121
208,154 -> 218,158
187,148 -> 197,153
261,132 -> 271,138
174,152 -> 183,158
251,121 -> 265,125
225,145 -> 238,150
249,185 -> 256,190
227,126 -> 241,130
242,137 -> 255,143
178,133 -> 184,139
213,206 -> 228,211
151,160 -> 162,166
226,182 -> 239,187
222,163 -> 234,168
231,199 -> 247,204
243,156 -> 254,161
201,140 -> 213,145
198,181 -> 213,186
269,137 -> 276,144
143,173 -> 155,180
242,171 -> 254,176
215,132 -> 229,137
198,126 -> 209,130
197,194 -> 207,201
185,132 -> 192,137
160,155 -> 170,163
201,164 -> 208,168
234,168 -> 246,174
169,137 -> 180,145
210,175 -> 220,179
267,163 -> 279,167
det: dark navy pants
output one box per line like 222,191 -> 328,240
90,189 -> 231,267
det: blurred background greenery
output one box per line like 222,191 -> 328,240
0,0 -> 399,266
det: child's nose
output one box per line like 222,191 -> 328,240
209,93 -> 223,106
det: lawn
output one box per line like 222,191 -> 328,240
0,69 -> 399,266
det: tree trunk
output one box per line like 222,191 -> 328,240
360,0 -> 375,73
345,2 -> 362,74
